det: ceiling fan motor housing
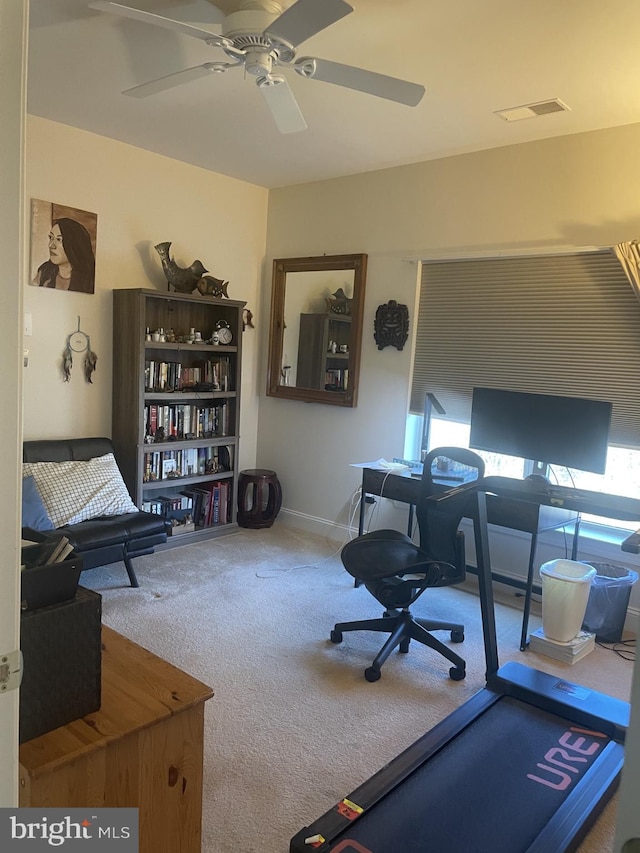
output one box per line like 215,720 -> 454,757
221,9 -> 296,68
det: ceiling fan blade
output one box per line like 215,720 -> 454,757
123,63 -> 220,97
88,1 -> 219,40
258,77 -> 308,134
265,0 -> 353,49
296,57 -> 425,106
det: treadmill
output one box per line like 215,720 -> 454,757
290,477 -> 640,853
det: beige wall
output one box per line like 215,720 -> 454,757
24,116 -> 268,470
22,115 -> 640,564
261,123 -> 640,541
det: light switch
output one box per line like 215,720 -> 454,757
24,313 -> 32,336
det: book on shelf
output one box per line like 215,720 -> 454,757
180,487 -> 209,528
529,627 -> 595,664
179,481 -> 230,528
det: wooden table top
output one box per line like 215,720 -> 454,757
20,625 -> 213,777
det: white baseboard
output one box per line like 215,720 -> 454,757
277,507 -> 356,543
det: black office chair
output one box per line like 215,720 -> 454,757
331,447 -> 485,682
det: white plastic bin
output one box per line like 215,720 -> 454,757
540,559 -> 597,643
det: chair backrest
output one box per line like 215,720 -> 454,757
415,446 -> 485,585
421,446 -> 486,498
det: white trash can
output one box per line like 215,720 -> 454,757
540,559 -> 597,643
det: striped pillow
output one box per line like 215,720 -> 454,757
22,453 -> 138,529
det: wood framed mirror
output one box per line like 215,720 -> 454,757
267,253 -> 367,406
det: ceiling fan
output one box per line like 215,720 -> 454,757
87,0 -> 426,134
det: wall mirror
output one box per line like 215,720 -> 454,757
267,253 -> 367,406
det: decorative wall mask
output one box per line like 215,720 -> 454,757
374,300 -> 409,351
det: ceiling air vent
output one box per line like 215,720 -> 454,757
494,99 -> 571,122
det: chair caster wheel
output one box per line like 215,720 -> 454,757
449,667 -> 466,681
330,630 -> 343,644
399,639 -> 410,653
451,630 -> 464,643
364,667 -> 381,682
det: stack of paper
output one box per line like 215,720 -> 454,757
529,627 -> 596,664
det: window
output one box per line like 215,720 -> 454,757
410,251 -> 640,445
406,250 -> 640,531
405,413 -> 640,531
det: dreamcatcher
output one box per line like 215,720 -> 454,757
62,317 -> 98,383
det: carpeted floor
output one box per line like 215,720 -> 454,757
82,524 -> 635,853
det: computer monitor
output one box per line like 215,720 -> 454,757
469,387 -> 612,475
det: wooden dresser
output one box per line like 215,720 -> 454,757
19,625 -> 213,853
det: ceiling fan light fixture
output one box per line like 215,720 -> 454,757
244,47 -> 273,77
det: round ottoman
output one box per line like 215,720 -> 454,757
237,469 -> 282,529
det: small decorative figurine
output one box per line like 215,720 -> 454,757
196,274 -> 230,298
154,241 -> 208,294
374,300 -> 409,351
325,287 -> 352,316
242,308 -> 254,330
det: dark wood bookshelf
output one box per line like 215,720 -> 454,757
296,313 -> 351,391
112,288 -> 245,546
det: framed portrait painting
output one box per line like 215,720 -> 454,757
30,199 -> 98,294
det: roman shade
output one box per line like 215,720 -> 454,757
410,250 -> 640,448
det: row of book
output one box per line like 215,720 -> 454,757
181,480 -> 230,528
144,402 -> 231,440
144,358 -> 233,392
529,627 -> 595,663
143,494 -> 193,516
142,483 -> 229,529
143,445 -> 233,482
324,368 -> 349,391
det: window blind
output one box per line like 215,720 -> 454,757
410,251 -> 640,448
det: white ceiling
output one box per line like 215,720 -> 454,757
28,0 -> 640,189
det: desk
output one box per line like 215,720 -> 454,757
359,467 -> 579,650
19,626 -> 213,853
